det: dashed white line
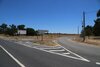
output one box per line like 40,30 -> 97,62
96,62 -> 100,65
0,45 -> 25,67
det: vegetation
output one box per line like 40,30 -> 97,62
26,28 -> 38,36
0,23 -> 38,36
85,25 -> 93,36
17,25 -> 25,30
97,9 -> 100,17
0,23 -> 7,34
6,24 -> 17,36
93,18 -> 100,36
93,9 -> 100,36
81,9 -> 100,36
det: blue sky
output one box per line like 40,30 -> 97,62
0,0 -> 100,33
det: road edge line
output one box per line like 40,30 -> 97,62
0,45 -> 25,67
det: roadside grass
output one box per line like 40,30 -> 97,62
0,34 -> 82,46
73,36 -> 100,47
0,34 -> 66,46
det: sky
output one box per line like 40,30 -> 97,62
0,0 -> 100,34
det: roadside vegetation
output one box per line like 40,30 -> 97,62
76,9 -> 100,46
81,9 -> 100,37
0,24 -> 38,36
0,9 -> 100,46
0,23 -> 72,46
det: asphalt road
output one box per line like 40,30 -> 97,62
0,37 -> 100,67
0,47 -> 20,67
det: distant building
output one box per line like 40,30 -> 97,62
37,30 -> 49,34
17,30 -> 26,35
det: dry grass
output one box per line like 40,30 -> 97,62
0,34 -> 67,46
73,36 -> 100,46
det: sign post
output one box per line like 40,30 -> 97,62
37,30 -> 48,41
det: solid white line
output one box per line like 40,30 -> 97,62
0,45 -> 25,67
96,62 -> 100,65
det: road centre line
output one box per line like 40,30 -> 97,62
0,45 -> 25,67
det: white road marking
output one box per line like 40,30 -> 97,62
0,45 -> 25,67
40,46 -> 62,49
17,40 -> 90,62
26,42 -> 30,43
33,46 -> 90,62
62,53 -> 70,54
96,62 -> 100,65
49,49 -> 65,52
33,47 -> 90,62
53,40 -> 90,62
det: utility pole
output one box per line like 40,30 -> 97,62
82,11 -> 85,42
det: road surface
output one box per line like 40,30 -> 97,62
0,37 -> 100,67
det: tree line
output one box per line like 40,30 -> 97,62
81,9 -> 100,37
0,24 -> 38,36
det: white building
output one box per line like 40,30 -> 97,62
37,30 -> 49,34
17,30 -> 26,35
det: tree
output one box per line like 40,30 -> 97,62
93,9 -> 100,36
93,18 -> 100,36
80,30 -> 84,37
5,27 -> 11,35
17,25 -> 25,30
26,28 -> 37,36
0,26 -> 2,34
85,25 -> 93,37
0,23 -> 7,34
97,9 -> 100,17
7,24 -> 17,36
